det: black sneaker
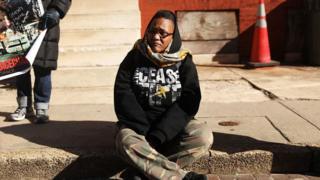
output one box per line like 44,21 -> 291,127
183,172 -> 208,180
121,168 -> 148,180
33,109 -> 49,124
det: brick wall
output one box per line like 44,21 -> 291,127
139,0 -> 304,62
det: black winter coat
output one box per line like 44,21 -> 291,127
114,49 -> 201,144
33,0 -> 71,70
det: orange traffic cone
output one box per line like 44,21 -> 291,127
246,0 -> 279,68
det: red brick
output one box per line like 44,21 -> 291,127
288,174 -> 310,180
218,175 -> 236,180
254,174 -> 273,180
208,174 -> 220,180
272,174 -> 290,180
237,174 -> 255,180
139,0 -> 301,61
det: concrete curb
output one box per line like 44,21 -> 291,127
0,145 -> 317,179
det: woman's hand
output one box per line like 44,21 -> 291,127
146,134 -> 162,149
38,9 -> 60,30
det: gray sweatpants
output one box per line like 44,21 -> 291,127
115,120 -> 213,180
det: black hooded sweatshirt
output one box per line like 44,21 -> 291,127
114,10 -> 201,145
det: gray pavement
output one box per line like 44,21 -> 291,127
0,65 -> 320,179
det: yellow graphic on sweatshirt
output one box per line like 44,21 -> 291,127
154,86 -> 169,99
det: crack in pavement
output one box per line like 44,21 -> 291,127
226,68 -> 320,140
226,68 -> 279,100
239,77 -> 279,100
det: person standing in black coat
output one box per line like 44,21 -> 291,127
10,0 -> 71,123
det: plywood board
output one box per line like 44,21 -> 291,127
177,11 -> 238,40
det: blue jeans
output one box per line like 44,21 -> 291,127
16,66 -> 52,110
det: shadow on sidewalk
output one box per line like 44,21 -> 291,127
0,121 -> 319,177
0,120 -> 126,179
0,78 -> 16,88
0,111 -> 11,121
212,132 -> 320,174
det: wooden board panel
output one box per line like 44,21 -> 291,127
177,11 -> 238,40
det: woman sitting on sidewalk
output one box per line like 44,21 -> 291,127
114,10 -> 213,180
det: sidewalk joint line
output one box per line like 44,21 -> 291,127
277,101 -> 320,132
265,116 -> 291,143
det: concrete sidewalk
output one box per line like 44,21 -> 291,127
0,65 -> 320,179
